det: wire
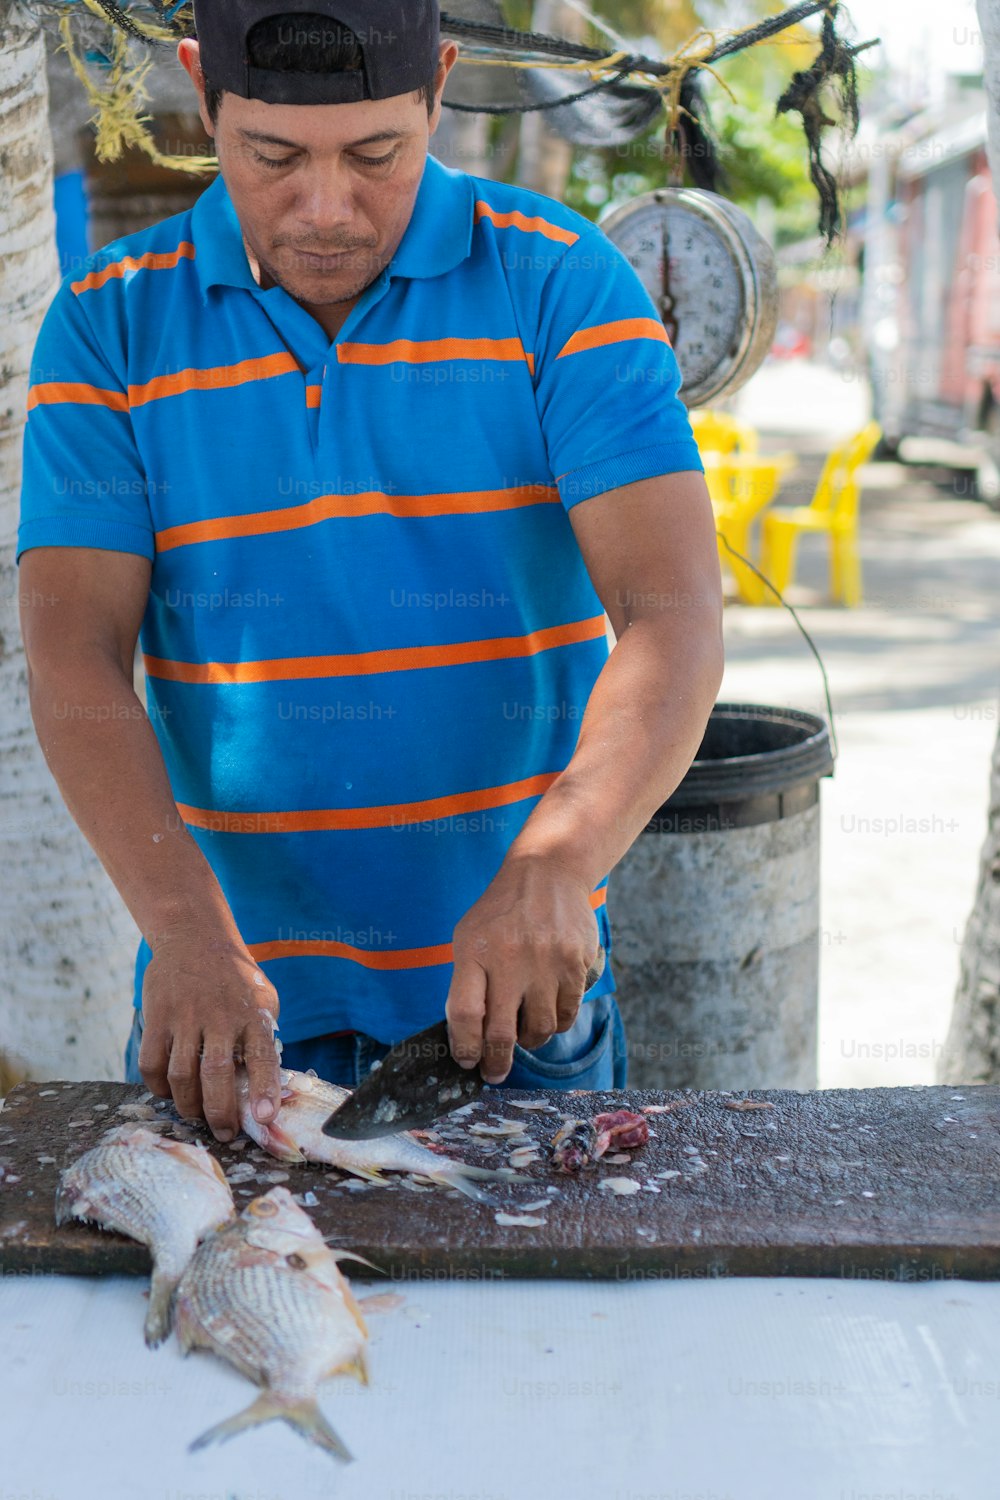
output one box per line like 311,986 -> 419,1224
715,531 -> 839,764
443,61 -> 637,115
438,0 -> 839,77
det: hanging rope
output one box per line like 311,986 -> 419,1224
57,8 -> 217,171
776,9 -> 875,243
34,0 -> 877,233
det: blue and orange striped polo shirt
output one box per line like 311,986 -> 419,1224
18,151 -> 702,1045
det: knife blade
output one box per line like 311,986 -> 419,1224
321,944 -> 607,1140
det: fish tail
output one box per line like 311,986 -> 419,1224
423,1166 -> 493,1204
189,1393 -> 353,1462
435,1164 -> 532,1205
428,1162 -> 530,1205
144,1269 -> 176,1349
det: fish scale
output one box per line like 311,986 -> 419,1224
220,1262 -> 330,1378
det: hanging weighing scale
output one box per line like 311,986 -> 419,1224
599,188 -> 779,408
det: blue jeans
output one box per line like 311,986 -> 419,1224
123,994 -> 628,1091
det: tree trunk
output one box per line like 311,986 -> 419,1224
937,0 -> 1000,1084
0,3 -> 138,1088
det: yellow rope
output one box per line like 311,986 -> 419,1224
56,4 -> 823,176
58,12 -> 217,174
454,27 -> 748,138
648,30 -> 734,139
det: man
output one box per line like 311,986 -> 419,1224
18,2 -> 723,1143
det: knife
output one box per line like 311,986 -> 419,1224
321,944 -> 607,1140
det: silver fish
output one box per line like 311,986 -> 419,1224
236,1067 -> 522,1203
55,1123 -> 235,1346
174,1185 -> 368,1460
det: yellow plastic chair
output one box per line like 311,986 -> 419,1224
689,409 -> 759,458
704,452 -> 796,604
759,421 -> 882,606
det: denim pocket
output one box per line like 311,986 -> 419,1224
501,996 -> 614,1091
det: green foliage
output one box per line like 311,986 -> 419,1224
559,13 -> 831,244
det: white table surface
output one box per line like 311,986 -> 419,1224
2,1271 -> 998,1500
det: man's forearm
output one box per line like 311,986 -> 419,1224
27,656 -> 240,948
505,615 -> 724,893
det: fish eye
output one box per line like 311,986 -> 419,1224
286,1252 -> 307,1269
250,1198 -> 278,1217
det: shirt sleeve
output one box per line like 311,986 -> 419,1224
16,277 -> 155,563
533,221 -> 704,511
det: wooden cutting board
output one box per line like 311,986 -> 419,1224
2,1079 -> 999,1279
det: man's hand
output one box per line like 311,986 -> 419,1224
139,924 -> 282,1142
21,547 -> 285,1142
445,853 -> 600,1084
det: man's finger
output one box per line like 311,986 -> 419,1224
516,986 -> 558,1054
555,975 -> 584,1034
481,977 -> 523,1085
445,957 -> 487,1069
243,1012 -> 282,1124
198,1033 -> 240,1142
138,1024 -> 173,1098
166,1030 -> 204,1123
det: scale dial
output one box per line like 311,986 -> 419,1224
599,188 -> 778,407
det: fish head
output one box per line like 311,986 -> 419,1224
240,1069 -> 349,1158
241,1190 -> 363,1305
233,1067 -> 306,1162
550,1118 -> 599,1172
240,1186 -> 326,1255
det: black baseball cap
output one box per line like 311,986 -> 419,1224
193,0 -> 441,105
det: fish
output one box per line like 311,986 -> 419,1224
174,1186 -> 368,1460
235,1067 -> 523,1204
550,1110 -> 649,1172
55,1123 -> 235,1347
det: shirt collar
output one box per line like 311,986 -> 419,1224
192,151 -> 475,303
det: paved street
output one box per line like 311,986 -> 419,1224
722,359 -> 1000,1087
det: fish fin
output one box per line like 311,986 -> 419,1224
173,1296 -> 207,1355
457,1165 -> 531,1184
358,1290 -> 406,1315
259,1119 -> 306,1162
328,1350 -> 368,1385
205,1153 -> 232,1189
189,1393 -> 353,1462
53,1184 -> 80,1227
336,1276 -> 369,1339
344,1166 -> 387,1184
324,1246 -> 385,1276
143,1269 -> 176,1349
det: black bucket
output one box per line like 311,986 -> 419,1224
609,703 -> 836,1090
647,703 -> 835,833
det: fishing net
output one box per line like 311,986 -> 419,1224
21,0 -> 877,241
